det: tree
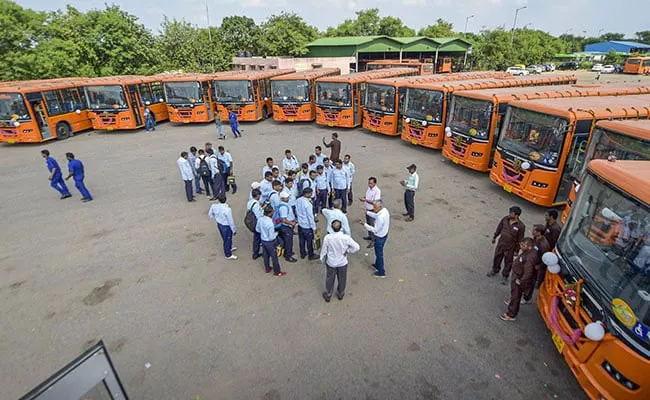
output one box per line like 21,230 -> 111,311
599,32 -> 625,41
220,16 -> 261,55
259,12 -> 318,56
0,0 -> 48,80
378,16 -> 415,37
326,9 -> 382,37
417,18 -> 455,38
635,31 -> 650,44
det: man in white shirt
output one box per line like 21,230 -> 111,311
359,177 -> 381,247
217,146 -> 237,194
206,149 -> 224,200
342,154 -> 356,204
249,181 -> 261,201
322,199 -> 350,236
312,146 -> 325,166
262,157 -> 277,179
400,164 -> 419,222
320,220 -> 360,302
364,200 -> 390,278
260,172 -> 274,203
331,159 -> 350,213
284,177 -> 298,216
269,180 -> 283,210
282,149 -> 300,177
278,192 -> 298,263
177,151 -> 195,202
247,189 -> 264,259
208,194 -> 237,260
296,188 -> 319,260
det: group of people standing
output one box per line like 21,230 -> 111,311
41,150 -> 93,202
176,142 -> 237,202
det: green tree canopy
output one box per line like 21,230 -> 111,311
258,12 -> 318,57
220,16 -> 261,55
417,18 -> 455,38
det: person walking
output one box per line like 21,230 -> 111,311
65,152 -> 93,202
322,199 -> 350,235
206,149 -> 225,200
544,209 -> 561,249
278,192 -> 298,263
144,106 -> 156,132
331,159 -> 349,213
487,206 -> 526,284
282,149 -> 300,177
256,205 -> 285,276
360,177 -> 381,248
195,149 -> 213,198
400,164 -> 419,222
216,112 -> 225,139
228,110 -> 242,138
217,146 -> 237,194
342,154 -> 355,204
189,146 -> 203,195
41,149 -> 71,199
364,200 -> 390,278
322,132 -> 341,162
247,189 -> 264,259
176,151 -> 195,202
500,238 -> 537,321
296,188 -> 319,260
208,194 -> 238,260
321,220 -> 360,302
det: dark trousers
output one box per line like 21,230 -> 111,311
328,190 -> 333,209
252,232 -> 261,258
492,244 -> 516,278
374,235 -> 387,275
262,240 -> 281,273
74,178 -> 92,200
536,264 -> 548,287
507,278 -> 530,317
223,167 -> 238,193
50,174 -> 70,196
334,189 -> 348,213
366,214 -> 375,240
280,225 -> 294,259
523,272 -> 536,301
212,174 -> 225,198
230,124 -> 241,137
316,190 -> 328,213
183,180 -> 193,201
324,264 -> 348,299
194,174 -> 202,193
298,226 -> 315,258
217,223 -> 233,257
201,175 -> 212,196
404,190 -> 415,218
347,187 -> 353,203
145,117 -> 155,131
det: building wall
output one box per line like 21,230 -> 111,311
231,56 -> 355,74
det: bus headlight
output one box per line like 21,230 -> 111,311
75,109 -> 81,114
12,121 -> 20,127
521,161 -> 531,170
584,322 -> 605,341
405,118 -> 411,123
421,121 -> 427,127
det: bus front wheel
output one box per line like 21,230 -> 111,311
56,122 -> 72,140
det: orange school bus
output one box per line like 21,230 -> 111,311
315,68 -> 418,128
443,82 -> 650,172
0,78 -> 92,143
538,159 -> 650,400
402,74 -> 578,149
561,119 -> 650,223
624,56 -> 650,74
362,71 -> 509,136
84,75 -> 169,130
162,73 -> 234,123
271,68 -> 341,122
213,69 -> 295,122
490,95 -> 650,207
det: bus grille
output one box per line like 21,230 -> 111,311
281,105 -> 298,117
449,133 -> 469,157
323,110 -> 339,122
0,127 -> 17,138
100,115 -> 117,126
407,125 -> 424,140
367,113 -> 381,128
178,109 -> 193,119
500,157 -> 526,185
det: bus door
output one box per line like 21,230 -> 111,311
555,126 -> 590,203
252,80 -> 260,118
127,85 -> 143,126
25,93 -> 51,140
202,81 -> 213,120
397,86 -> 407,132
353,83 -> 360,125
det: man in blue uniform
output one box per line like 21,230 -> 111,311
41,149 -> 71,199
228,110 -> 242,138
64,152 -> 93,202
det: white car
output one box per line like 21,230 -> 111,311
601,65 -> 615,73
526,65 -> 543,74
591,64 -> 604,72
506,67 -> 530,76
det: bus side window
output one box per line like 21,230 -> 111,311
139,83 -> 154,104
151,82 -> 164,103
43,90 -> 63,116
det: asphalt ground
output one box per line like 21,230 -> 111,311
4,69 -> 649,399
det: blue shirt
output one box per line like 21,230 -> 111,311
313,154 -> 325,166
269,191 -> 281,210
45,157 -> 62,176
315,173 -> 329,191
260,179 -> 274,201
188,154 -> 198,173
229,112 -> 238,126
330,168 -> 349,190
278,202 -> 295,226
68,159 -> 85,180
217,151 -> 233,169
296,197 -> 316,230
256,215 -> 277,241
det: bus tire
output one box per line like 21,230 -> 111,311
262,107 -> 269,120
56,122 -> 72,140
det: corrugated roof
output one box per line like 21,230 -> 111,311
610,41 -> 650,49
308,36 -> 382,46
392,36 -> 427,44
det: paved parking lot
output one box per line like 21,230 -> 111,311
7,69 -> 649,399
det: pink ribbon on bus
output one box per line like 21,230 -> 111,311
502,167 -> 521,184
550,296 -> 582,346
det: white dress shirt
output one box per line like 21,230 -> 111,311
262,165 -> 277,179
405,172 -> 419,191
322,208 -> 350,235
256,215 -> 277,241
342,161 -> 356,187
296,197 -> 316,230
365,207 -> 390,238
282,156 -> 300,174
364,186 -> 381,211
177,157 -> 194,181
217,151 -> 233,169
246,198 -> 264,219
320,231 -> 360,267
208,155 -> 221,178
260,179 -> 274,201
208,203 -> 236,233
330,167 -> 349,190
286,184 -> 298,206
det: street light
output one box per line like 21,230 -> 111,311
464,15 -> 475,35
463,15 -> 475,70
510,5 -> 527,45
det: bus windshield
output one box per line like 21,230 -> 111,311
0,93 -> 31,121
272,80 -> 309,103
214,80 -> 252,103
448,96 -> 492,140
85,85 -> 128,110
365,84 -> 395,113
498,107 -> 568,168
403,89 -> 443,123
316,82 -> 351,107
558,173 -> 650,350
164,82 -> 203,105
575,128 -> 650,179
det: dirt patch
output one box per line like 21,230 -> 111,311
9,280 -> 26,290
43,311 -> 56,320
82,278 -> 122,306
474,335 -> 491,349
262,389 -> 281,400
89,229 -> 112,239
408,342 -> 422,352
110,337 -> 128,353
186,232 -> 206,243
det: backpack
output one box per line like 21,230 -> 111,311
244,202 -> 258,233
217,158 -> 227,174
298,178 -> 311,197
272,203 -> 289,229
198,157 -> 211,177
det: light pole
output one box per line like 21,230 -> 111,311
510,5 -> 527,45
463,15 -> 474,70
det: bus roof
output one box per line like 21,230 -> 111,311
457,82 -> 650,102
316,68 -> 418,84
596,119 -> 650,141
159,72 -> 235,82
81,75 -> 166,86
0,78 -> 89,92
271,68 -> 341,81
212,69 -> 296,81
588,159 -> 650,203
508,94 -> 650,121
366,71 -> 509,87
409,74 -> 577,91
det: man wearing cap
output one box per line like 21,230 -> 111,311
296,188 -> 319,260
278,191 -> 298,263
400,164 -> 419,222
322,132 -> 341,163
249,181 -> 261,201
